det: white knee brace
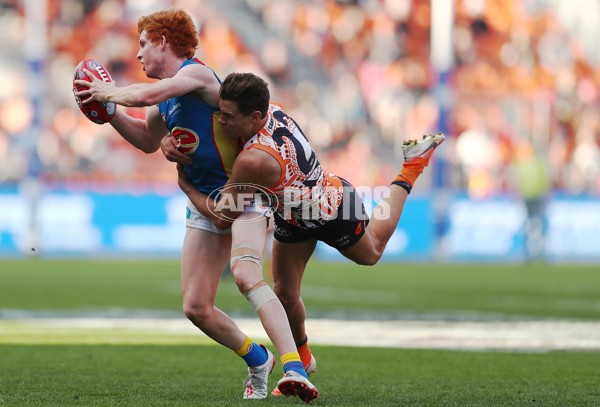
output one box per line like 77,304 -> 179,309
244,283 -> 278,311
230,245 -> 262,268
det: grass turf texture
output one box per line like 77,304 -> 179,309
1,344 -> 599,406
1,259 -> 600,406
0,259 -> 599,320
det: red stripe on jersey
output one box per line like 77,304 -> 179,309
192,57 -> 205,66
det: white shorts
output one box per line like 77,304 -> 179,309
186,199 -> 231,234
185,199 -> 273,234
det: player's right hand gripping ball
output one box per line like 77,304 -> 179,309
72,59 -> 116,124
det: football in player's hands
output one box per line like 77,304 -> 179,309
72,59 -> 116,124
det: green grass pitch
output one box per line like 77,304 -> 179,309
2,343 -> 599,406
1,259 -> 599,406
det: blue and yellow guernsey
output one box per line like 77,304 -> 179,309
158,58 -> 238,195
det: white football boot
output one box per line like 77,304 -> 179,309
276,370 -> 319,403
242,346 -> 275,399
271,354 -> 317,397
402,133 -> 445,165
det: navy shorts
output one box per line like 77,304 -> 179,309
273,179 -> 369,250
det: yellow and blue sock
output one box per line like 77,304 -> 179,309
281,351 -> 307,378
235,336 -> 268,367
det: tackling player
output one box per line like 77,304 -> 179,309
167,72 -> 445,395
73,9 -> 316,402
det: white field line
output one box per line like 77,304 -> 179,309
10,317 -> 600,351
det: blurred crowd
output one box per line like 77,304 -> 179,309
0,0 -> 598,197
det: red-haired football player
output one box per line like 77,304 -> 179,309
73,8 -> 317,402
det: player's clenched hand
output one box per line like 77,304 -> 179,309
161,135 -> 192,165
73,68 -> 115,104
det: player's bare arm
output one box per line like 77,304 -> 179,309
176,164 -> 220,223
74,64 -> 220,108
106,106 -> 167,153
227,148 -> 282,192
74,63 -> 219,154
177,148 -> 281,229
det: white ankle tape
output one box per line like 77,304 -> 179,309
244,284 -> 278,311
230,245 -> 262,267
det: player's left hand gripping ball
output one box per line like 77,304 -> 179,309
72,59 -> 116,124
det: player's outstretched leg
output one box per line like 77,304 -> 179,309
392,132 -> 445,193
340,132 -> 445,266
276,370 -> 319,403
243,346 -> 275,399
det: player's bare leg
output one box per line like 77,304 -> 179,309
181,228 -> 247,349
230,213 -> 299,355
182,228 -> 275,399
341,133 -> 445,265
231,212 -> 318,402
271,239 -> 319,399
271,239 -> 317,343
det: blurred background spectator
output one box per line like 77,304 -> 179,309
0,0 -> 599,198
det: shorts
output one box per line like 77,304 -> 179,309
186,199 -> 231,234
273,179 -> 369,250
185,198 -> 273,234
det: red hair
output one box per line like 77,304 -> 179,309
137,9 -> 198,59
